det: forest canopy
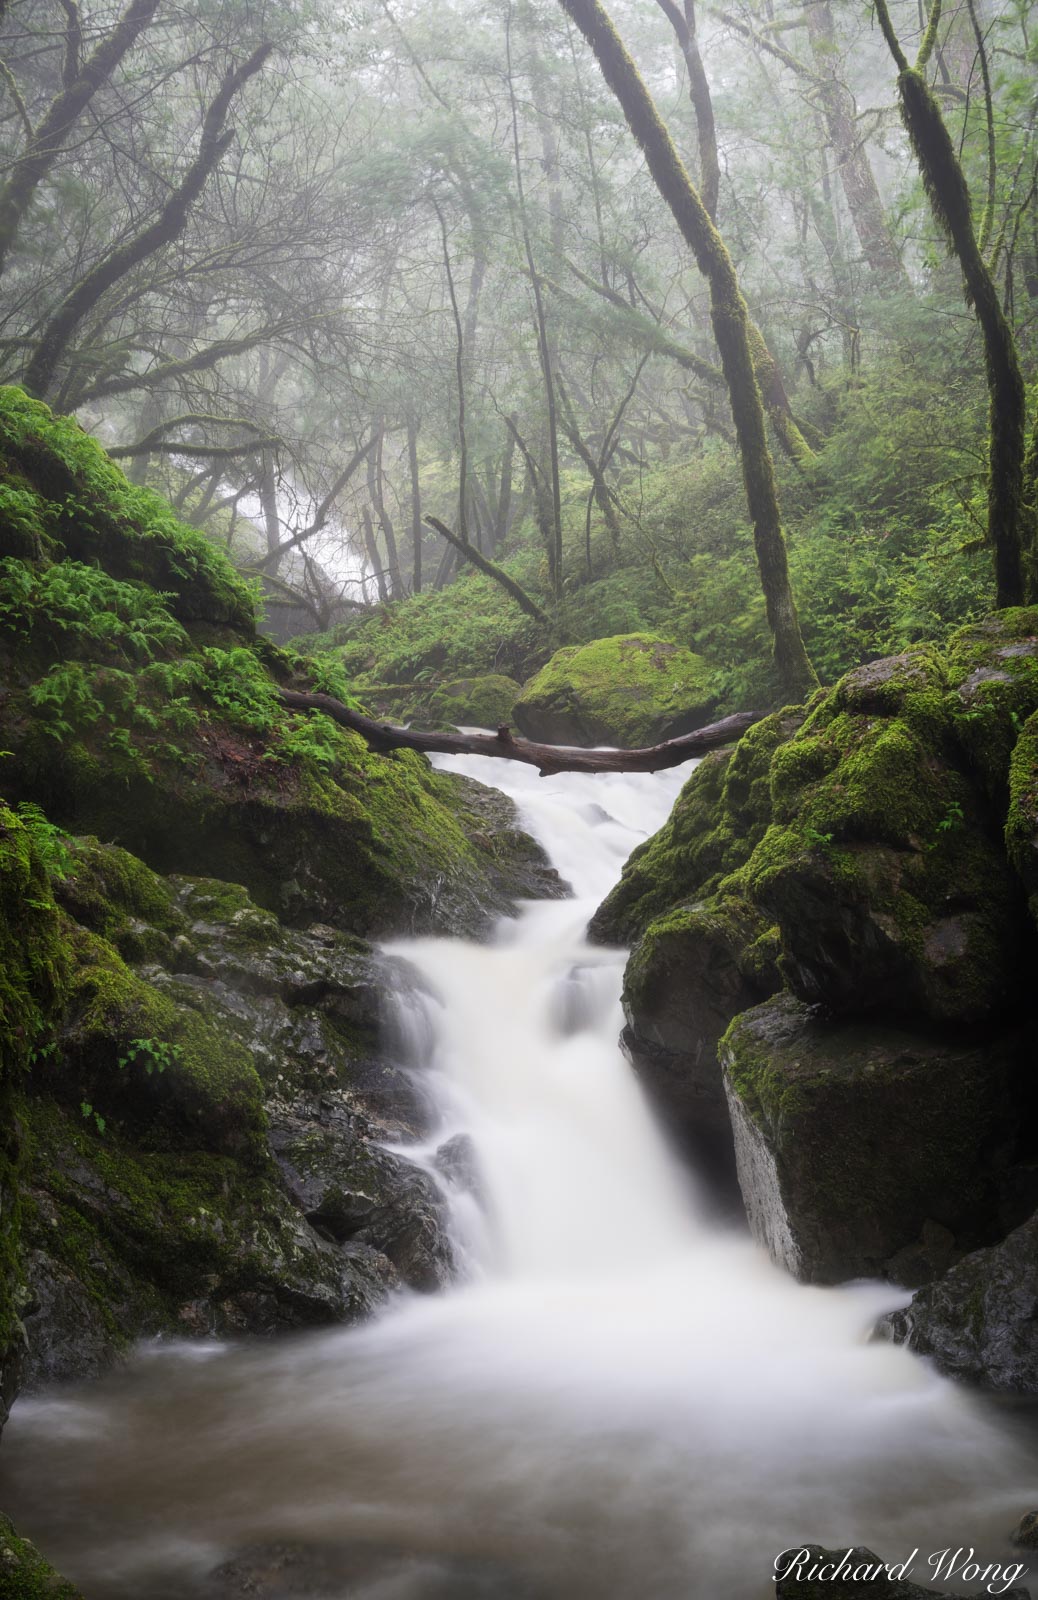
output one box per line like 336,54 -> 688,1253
0,0 -> 1035,709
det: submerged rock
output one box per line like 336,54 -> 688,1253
513,633 -> 716,748
720,995 -> 1024,1284
879,1208 -> 1038,1391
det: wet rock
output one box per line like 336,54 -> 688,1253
774,1545 -> 1029,1599
878,1208 -> 1038,1391
1012,1512 -> 1038,1549
514,633 -> 716,748
270,1094 -> 453,1292
434,1132 -> 485,1206
620,894 -> 779,1157
747,648 -> 1030,1026
721,995 -> 1024,1284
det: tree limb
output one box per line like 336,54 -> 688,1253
277,687 -> 761,775
423,513 -> 551,625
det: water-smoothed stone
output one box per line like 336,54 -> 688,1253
720,995 -> 1024,1284
878,1208 -> 1038,1391
774,1544 -> 1030,1599
513,633 -> 717,748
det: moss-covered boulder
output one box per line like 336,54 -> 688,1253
747,650 -> 1028,1024
0,1513 -> 84,1599
620,894 -> 778,1159
721,995 -> 1025,1284
425,673 -> 522,730
0,816 -> 459,1398
945,607 -> 1038,801
879,1208 -> 1038,1391
590,708 -> 802,946
0,388 -> 561,939
513,633 -> 717,748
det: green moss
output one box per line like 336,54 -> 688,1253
59,935 -> 267,1163
590,706 -> 804,945
0,387 -> 255,635
1006,708 -> 1038,919
514,632 -> 716,747
0,1513 -> 83,1599
425,673 -> 522,730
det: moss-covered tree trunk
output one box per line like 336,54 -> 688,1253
874,0 -> 1029,607
557,0 -> 818,701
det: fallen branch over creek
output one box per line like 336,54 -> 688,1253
277,689 -> 762,775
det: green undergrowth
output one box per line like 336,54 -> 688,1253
0,386 -> 522,936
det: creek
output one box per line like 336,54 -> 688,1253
1,756 -> 1034,1599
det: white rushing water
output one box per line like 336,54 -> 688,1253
2,755 -> 1035,1600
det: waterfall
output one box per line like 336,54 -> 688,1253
1,756 -> 1032,1600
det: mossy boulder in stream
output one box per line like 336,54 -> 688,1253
720,995 -> 1026,1284
425,673 -> 522,730
513,633 -> 716,747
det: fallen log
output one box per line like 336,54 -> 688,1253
277,688 -> 762,775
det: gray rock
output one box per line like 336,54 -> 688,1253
270,1094 -> 453,1292
721,994 -> 1024,1284
878,1209 -> 1038,1391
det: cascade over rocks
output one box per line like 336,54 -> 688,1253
513,632 -> 717,747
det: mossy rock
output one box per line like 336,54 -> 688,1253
0,1514 -> 83,1599
590,707 -> 803,945
19,1097 -> 394,1387
513,633 -> 717,748
424,673 -> 522,731
720,994 -> 1025,1284
745,650 -> 1030,1024
0,387 -> 254,635
0,802 -> 72,1432
945,606 -> 1038,800
1006,708 -> 1038,926
620,891 -> 780,1163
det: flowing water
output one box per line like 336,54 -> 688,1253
2,756 -> 1036,1599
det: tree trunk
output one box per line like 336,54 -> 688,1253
23,44 -> 271,399
407,414 -> 423,593
558,0 -> 818,700
874,0 -> 1028,605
